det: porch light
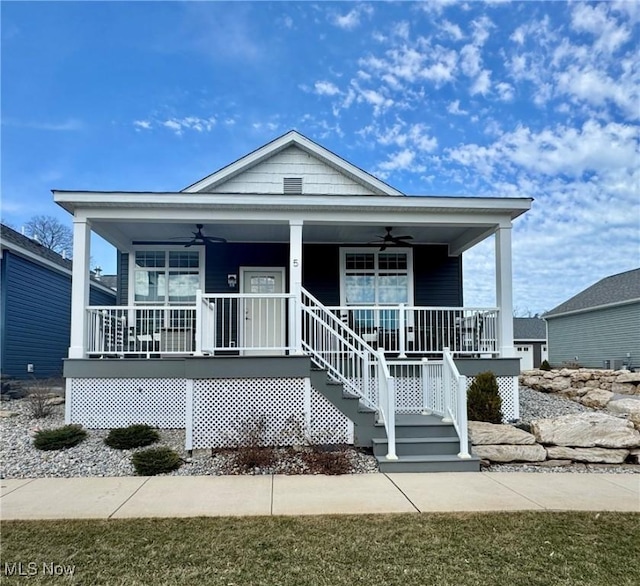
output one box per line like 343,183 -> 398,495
227,274 -> 237,288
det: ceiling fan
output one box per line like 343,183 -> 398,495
372,226 -> 413,251
180,224 -> 227,247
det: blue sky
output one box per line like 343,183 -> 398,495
2,1 -> 638,315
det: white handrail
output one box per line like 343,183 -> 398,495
442,347 -> 470,459
300,287 -> 396,460
328,304 -> 499,356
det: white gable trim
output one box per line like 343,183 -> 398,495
181,130 -> 404,196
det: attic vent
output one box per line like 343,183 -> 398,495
283,177 -> 303,194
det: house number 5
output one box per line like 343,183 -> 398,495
293,259 -> 299,267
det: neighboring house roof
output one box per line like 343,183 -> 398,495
544,268 -> 640,319
1,223 -> 72,272
0,223 -> 113,293
97,274 -> 118,291
181,130 -> 405,196
513,317 -> 546,341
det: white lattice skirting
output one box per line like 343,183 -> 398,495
67,378 -> 187,428
189,377 -> 352,449
465,375 -> 519,421
67,377 -> 353,449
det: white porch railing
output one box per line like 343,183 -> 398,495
199,292 -> 294,354
87,305 -> 197,356
86,292 -> 295,357
329,305 -> 499,356
300,287 -> 397,460
442,348 -> 470,459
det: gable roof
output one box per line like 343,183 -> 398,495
1,223 -> 73,272
513,317 -> 546,340
181,130 -> 404,196
544,268 -> 640,319
0,223 -> 112,292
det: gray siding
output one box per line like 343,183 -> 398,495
546,302 -> 640,368
116,252 -> 129,305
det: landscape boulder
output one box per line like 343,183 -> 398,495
531,412 -> 640,449
579,389 -> 613,409
545,446 -> 629,464
472,444 -> 546,463
468,421 -> 536,445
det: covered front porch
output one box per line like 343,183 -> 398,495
55,190 -> 530,468
55,192 -> 529,363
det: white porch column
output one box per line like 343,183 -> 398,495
69,218 -> 91,358
495,226 -> 515,358
289,219 -> 304,354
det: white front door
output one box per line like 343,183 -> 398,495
241,268 -> 286,355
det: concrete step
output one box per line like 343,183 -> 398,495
371,437 -> 461,457
377,454 -> 481,473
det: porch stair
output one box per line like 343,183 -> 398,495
309,367 -> 378,447
310,368 -> 480,472
372,414 -> 480,473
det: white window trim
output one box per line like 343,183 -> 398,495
338,247 -> 414,307
128,246 -> 205,305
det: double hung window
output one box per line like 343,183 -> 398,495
133,250 -> 201,304
341,249 -> 412,330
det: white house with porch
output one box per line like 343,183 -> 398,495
54,131 -> 531,472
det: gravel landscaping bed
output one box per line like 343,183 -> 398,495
2,387 -> 637,477
0,399 -> 377,479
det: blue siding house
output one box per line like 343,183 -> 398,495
0,224 -> 116,379
52,131 -> 531,472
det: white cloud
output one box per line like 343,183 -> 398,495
447,100 -> 468,115
448,120 -> 638,179
160,116 -> 216,135
440,19 -> 464,41
392,21 -> 410,40
495,81 -> 514,101
570,2 -> 631,54
471,69 -> 491,95
378,149 -> 425,173
133,120 -> 152,130
314,81 -> 340,96
331,4 -> 373,30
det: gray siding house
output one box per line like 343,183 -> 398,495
513,317 -> 547,370
544,268 -> 640,369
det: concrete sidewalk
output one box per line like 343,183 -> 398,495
1,473 -> 638,520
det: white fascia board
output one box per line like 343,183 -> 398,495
53,191 -> 532,219
179,130 -> 404,196
543,298 -> 640,320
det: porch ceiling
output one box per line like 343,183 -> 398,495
54,191 -> 532,255
91,220 -> 493,255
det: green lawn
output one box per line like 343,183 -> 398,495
2,512 -> 638,585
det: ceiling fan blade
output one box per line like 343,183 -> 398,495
202,235 -> 227,243
393,235 -> 413,240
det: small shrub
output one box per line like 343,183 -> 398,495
301,447 -> 351,475
233,446 -> 277,471
105,424 -> 160,449
467,371 -> 503,424
26,389 -> 55,419
33,425 -> 87,451
131,446 -> 182,476
539,359 -> 551,371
